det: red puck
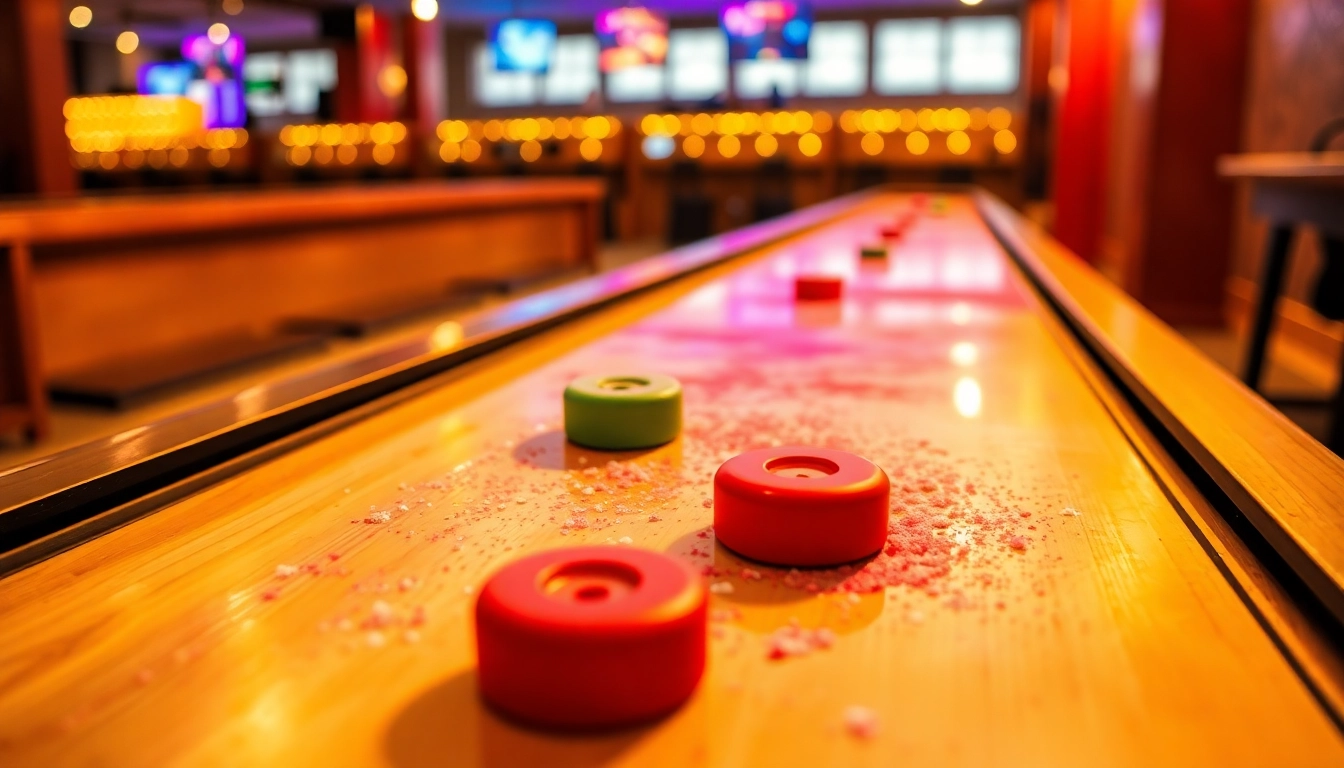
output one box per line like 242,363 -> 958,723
714,446 -> 890,567
795,275 -> 843,301
475,546 -> 706,730
879,224 -> 904,240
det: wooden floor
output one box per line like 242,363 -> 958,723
0,196 -> 1339,767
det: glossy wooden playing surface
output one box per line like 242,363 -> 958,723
1,194 -> 1341,767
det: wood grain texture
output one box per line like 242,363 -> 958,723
982,192 -> 1344,624
0,194 -> 1339,767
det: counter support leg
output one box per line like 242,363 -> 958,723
1242,224 -> 1295,391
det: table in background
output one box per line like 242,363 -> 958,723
1219,152 -> 1344,453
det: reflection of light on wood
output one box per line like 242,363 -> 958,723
234,385 -> 267,420
950,341 -> 977,367
950,301 -> 972,325
954,376 -> 982,418
431,321 -> 464,351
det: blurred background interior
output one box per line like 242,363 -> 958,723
0,0 -> 1341,463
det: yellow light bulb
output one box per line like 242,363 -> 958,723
411,0 -> 438,22
207,23 -> 230,45
116,31 -> 139,54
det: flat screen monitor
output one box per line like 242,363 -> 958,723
720,1 -> 811,60
490,18 -> 557,72
138,61 -> 197,96
594,7 -> 669,73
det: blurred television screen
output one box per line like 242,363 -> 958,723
721,0 -> 812,60
490,19 -> 558,73
137,62 -> 197,96
594,7 -> 669,73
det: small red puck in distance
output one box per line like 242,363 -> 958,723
475,546 -> 706,730
714,446 -> 891,567
795,275 -> 843,301
879,224 -> 904,240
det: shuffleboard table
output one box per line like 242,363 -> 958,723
1,189 -> 1342,767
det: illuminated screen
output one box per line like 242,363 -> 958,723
720,1 -> 812,61
474,43 -> 538,106
179,34 -> 247,129
542,35 -> 600,104
666,28 -> 727,101
945,16 -> 1021,94
138,62 -> 196,96
594,7 -> 669,73
873,19 -> 941,95
803,21 -> 866,96
490,18 -> 557,73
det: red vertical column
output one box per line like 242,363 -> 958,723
0,0 -> 76,196
1050,0 -> 1113,263
332,5 -> 400,123
403,15 -> 444,135
1127,0 -> 1251,324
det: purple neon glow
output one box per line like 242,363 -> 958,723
182,34 -> 244,67
722,1 -> 801,36
177,34 -> 247,129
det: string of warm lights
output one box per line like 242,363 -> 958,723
838,107 -> 1012,134
279,121 -> 408,167
69,103 -> 1017,172
639,110 -> 834,137
64,95 -> 204,146
434,116 -> 622,164
71,142 -> 244,171
632,108 -> 1015,160
838,107 -> 1016,157
63,95 -> 252,170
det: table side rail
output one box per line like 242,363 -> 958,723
976,191 -> 1344,627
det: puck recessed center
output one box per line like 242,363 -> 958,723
765,456 -> 841,479
598,377 -> 650,391
543,561 -> 642,604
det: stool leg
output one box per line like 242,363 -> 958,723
1329,337 -> 1344,456
1242,225 -> 1295,391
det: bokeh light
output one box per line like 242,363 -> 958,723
116,31 -> 139,54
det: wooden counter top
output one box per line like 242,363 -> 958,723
1217,152 -> 1344,182
0,178 -> 606,245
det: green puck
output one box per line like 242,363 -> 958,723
859,244 -> 888,258
563,374 -> 683,450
